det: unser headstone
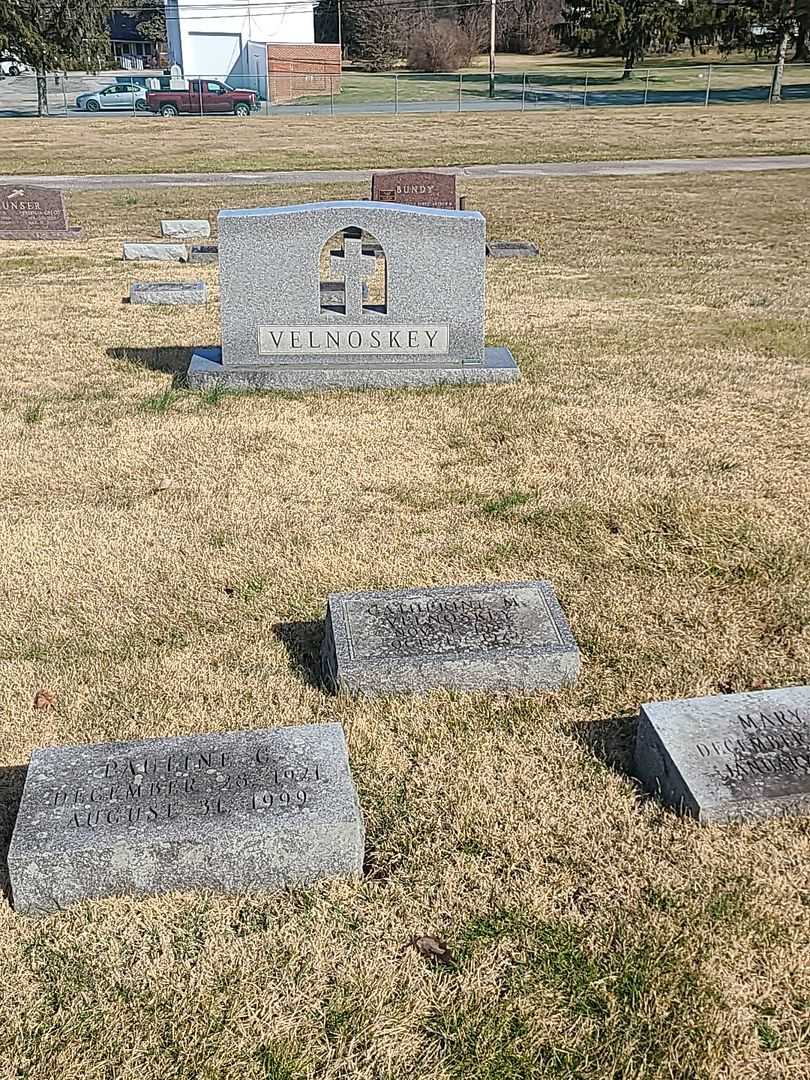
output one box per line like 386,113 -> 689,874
634,685 -> 810,824
321,580 -> 579,696
130,281 -> 207,305
371,171 -> 457,210
123,242 -> 188,262
161,219 -> 211,239
0,184 -> 81,240
8,723 -> 364,914
188,199 -> 520,391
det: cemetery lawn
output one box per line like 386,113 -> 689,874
2,102 -> 809,176
1,168 -> 809,1080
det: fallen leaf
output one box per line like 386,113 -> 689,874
411,935 -> 455,966
153,477 -> 173,493
33,689 -> 57,710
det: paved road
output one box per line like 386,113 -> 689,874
4,155 -> 810,191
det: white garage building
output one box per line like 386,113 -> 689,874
164,0 -> 317,93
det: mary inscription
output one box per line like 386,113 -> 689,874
321,581 -> 580,696
8,724 -> 364,914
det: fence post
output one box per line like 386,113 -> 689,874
768,66 -> 774,104
583,72 -> 589,107
458,71 -> 463,112
521,71 -> 526,111
330,75 -> 335,117
394,73 -> 399,115
644,69 -> 650,105
132,85 -> 137,115
704,64 -> 712,106
199,79 -> 203,116
61,76 -> 68,115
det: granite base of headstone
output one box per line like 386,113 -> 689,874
634,686 -> 810,824
161,219 -> 211,239
487,241 -> 540,259
123,242 -> 188,263
0,184 -> 81,240
8,723 -> 364,915
320,580 -> 579,696
130,282 -> 207,305
187,200 -> 520,392
189,244 -> 219,264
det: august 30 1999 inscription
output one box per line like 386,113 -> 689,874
321,580 -> 580,696
8,724 -> 364,914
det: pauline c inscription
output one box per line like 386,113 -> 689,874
634,685 -> 810,823
8,724 -> 364,914
321,580 -> 580,695
0,184 -> 81,240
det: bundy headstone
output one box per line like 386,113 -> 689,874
8,723 -> 364,914
321,580 -> 579,695
371,171 -> 457,210
188,200 -> 519,391
0,184 -> 81,240
634,685 -> 810,824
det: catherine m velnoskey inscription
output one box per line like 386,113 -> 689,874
8,723 -> 364,914
321,580 -> 579,695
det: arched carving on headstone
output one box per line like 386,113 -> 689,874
319,227 -> 386,316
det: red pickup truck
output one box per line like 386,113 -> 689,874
146,80 -> 257,117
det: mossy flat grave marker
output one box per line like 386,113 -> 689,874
634,686 -> 810,824
321,580 -> 579,696
8,724 -> 364,915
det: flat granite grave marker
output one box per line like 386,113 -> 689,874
161,218 -> 211,239
130,281 -> 208,305
189,243 -> 219,264
321,580 -> 579,695
123,242 -> 188,262
634,685 -> 810,824
487,241 -> 539,259
188,199 -> 519,391
8,723 -> 364,915
0,184 -> 81,240
371,170 -> 457,210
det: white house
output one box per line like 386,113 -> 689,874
164,0 -> 317,92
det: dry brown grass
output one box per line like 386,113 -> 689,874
0,171 -> 809,1079
3,103 -> 810,177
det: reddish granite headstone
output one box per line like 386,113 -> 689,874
0,184 -> 81,240
371,171 -> 457,210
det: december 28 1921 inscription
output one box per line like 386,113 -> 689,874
8,724 -> 364,914
321,580 -> 580,696
0,185 -> 82,240
634,685 -> 810,823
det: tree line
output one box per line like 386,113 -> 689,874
315,0 -> 810,80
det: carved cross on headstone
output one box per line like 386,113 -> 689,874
329,229 -> 377,318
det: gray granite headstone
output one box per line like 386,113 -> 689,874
8,723 -> 364,915
123,242 -> 188,262
130,282 -> 207,305
321,580 -> 579,696
161,219 -> 211,239
187,200 -> 519,392
634,686 -> 810,824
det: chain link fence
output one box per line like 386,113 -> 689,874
1,64 -> 809,119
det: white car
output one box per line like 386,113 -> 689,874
0,56 -> 31,76
76,83 -> 148,112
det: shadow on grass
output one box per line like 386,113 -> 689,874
107,345 -> 193,387
0,765 -> 27,904
571,712 -> 639,777
272,620 -> 326,690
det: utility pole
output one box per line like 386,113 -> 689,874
337,0 -> 343,59
489,0 -> 496,99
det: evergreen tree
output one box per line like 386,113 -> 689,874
560,0 -> 681,77
0,0 -> 110,115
